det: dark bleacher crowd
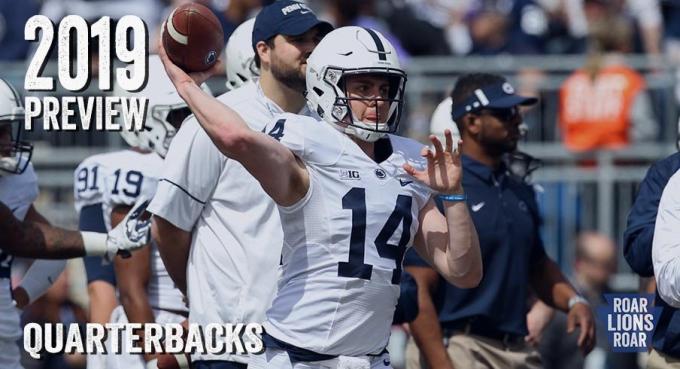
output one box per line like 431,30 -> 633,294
1,0 -> 677,61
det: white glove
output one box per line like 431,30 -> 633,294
82,196 -> 152,260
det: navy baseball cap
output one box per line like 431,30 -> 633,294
451,81 -> 538,121
252,1 -> 333,50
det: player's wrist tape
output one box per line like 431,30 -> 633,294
19,260 -> 66,304
145,358 -> 158,369
174,353 -> 190,368
81,231 -> 108,256
439,193 -> 467,202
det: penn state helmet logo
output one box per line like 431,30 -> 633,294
205,50 -> 217,65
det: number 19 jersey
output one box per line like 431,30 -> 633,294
264,114 -> 434,357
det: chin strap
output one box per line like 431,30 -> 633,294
344,122 -> 387,143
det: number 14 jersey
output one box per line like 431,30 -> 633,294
264,114 -> 434,357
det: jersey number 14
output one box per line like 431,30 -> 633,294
339,187 -> 412,285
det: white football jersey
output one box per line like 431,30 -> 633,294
75,150 -> 186,312
148,80 -> 317,363
98,151 -> 161,230
75,150 -> 161,230
0,160 -> 38,340
263,114 -> 434,356
73,152 -> 112,213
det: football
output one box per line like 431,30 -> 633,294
162,3 -> 224,72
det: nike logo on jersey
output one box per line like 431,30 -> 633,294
339,51 -> 353,56
10,206 -> 20,215
398,179 -> 413,187
471,202 -> 485,212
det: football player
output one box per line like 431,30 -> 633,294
225,18 -> 258,91
149,2 -> 332,368
72,55 -> 200,369
158,25 -> 482,369
0,79 -> 147,369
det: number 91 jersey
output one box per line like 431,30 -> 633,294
264,114 -> 434,357
74,150 -> 162,231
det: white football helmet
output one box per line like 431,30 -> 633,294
225,18 -> 259,91
119,55 -> 211,158
0,79 -> 32,175
430,97 -> 460,143
305,26 -> 407,142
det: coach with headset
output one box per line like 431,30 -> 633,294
404,73 -> 596,369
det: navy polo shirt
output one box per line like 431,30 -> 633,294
624,152 -> 680,357
404,154 -> 547,337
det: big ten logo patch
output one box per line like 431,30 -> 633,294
597,294 -> 661,352
340,169 -> 361,180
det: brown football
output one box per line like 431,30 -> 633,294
162,3 -> 224,72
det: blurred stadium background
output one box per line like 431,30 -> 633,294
2,0 -> 678,368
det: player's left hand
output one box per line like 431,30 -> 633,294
105,196 -> 152,261
403,129 -> 463,195
566,302 -> 596,355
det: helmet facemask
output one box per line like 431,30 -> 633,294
322,67 -> 406,142
0,117 -> 33,176
226,58 -> 260,90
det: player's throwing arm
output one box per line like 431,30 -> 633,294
158,41 -> 309,207
158,33 -> 481,288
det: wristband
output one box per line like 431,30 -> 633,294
438,193 -> 467,202
568,295 -> 590,309
81,231 -> 108,256
174,353 -> 190,369
18,260 -> 67,304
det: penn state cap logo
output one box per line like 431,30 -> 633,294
375,168 -> 386,179
205,50 -> 217,65
502,82 -> 515,95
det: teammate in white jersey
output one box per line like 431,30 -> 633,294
0,83 -> 55,368
159,25 -> 482,369
149,3 -> 332,368
0,79 -> 148,369
71,55 -> 196,369
0,78 -> 148,262
0,82 -> 150,261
